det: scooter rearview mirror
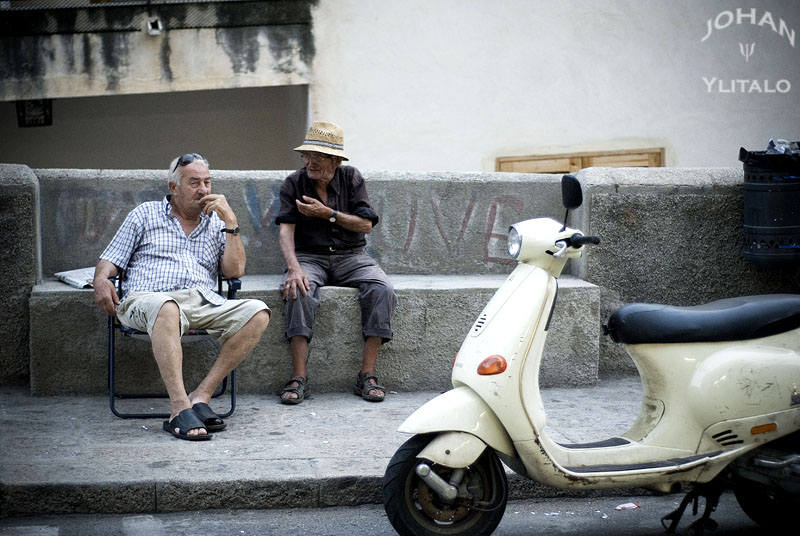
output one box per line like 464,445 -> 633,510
560,174 -> 583,231
561,174 -> 583,210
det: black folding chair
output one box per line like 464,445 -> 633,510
107,273 -> 241,419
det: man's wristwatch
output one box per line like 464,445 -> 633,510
329,210 -> 338,223
222,226 -> 240,235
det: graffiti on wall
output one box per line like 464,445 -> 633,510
368,191 -> 526,266
244,183 -> 282,231
47,182 -> 530,272
240,182 -> 528,266
54,189 -> 162,249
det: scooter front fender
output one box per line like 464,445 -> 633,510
398,386 -> 516,458
418,431 -> 490,467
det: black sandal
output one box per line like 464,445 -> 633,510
280,376 -> 309,405
192,402 -> 226,432
353,372 -> 385,402
162,408 -> 212,441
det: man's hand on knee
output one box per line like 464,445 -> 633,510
283,267 -> 310,300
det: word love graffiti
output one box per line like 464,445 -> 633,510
382,193 -> 524,265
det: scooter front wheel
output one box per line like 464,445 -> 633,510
382,434 -> 508,536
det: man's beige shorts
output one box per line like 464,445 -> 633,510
116,289 -> 270,342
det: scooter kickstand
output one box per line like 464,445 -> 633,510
660,483 -> 722,535
661,489 -> 696,534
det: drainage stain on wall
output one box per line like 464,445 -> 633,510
216,28 -> 262,74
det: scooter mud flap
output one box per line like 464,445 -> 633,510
418,431 -> 491,467
398,386 -> 515,458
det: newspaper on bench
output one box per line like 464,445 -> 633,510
55,267 -> 95,289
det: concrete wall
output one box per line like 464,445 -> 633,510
2,1 -> 798,172
0,1 -> 314,170
5,164 -> 800,389
37,168 -> 566,277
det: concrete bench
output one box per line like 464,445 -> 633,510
28,274 -> 600,395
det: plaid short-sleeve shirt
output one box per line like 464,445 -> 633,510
100,196 -> 227,305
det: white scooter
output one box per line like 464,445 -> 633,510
382,174 -> 800,535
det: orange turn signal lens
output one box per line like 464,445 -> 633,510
751,423 -> 777,435
477,355 -> 507,375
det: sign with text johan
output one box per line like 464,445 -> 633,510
701,8 -> 796,94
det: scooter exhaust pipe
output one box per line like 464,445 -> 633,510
753,454 -> 800,469
415,463 -> 459,502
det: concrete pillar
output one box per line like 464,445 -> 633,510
0,164 -> 40,386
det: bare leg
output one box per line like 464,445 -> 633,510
189,310 -> 270,405
360,336 -> 385,398
280,335 -> 309,401
149,301 -> 203,436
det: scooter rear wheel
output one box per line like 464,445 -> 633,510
734,484 -> 800,530
382,434 -> 508,536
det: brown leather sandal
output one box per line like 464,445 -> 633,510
353,372 -> 385,402
280,376 -> 309,405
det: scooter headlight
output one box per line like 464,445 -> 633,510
507,226 -> 522,259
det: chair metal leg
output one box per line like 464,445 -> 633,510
107,274 -> 240,420
217,369 -> 236,419
108,317 -> 237,420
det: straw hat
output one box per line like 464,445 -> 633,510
294,121 -> 349,160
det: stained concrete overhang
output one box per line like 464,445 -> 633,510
0,0 -> 316,100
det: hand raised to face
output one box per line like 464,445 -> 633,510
296,196 -> 333,220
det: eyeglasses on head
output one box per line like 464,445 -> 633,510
172,153 -> 208,173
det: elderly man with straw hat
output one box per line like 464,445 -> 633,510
274,121 -> 397,404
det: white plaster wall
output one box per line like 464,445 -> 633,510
309,0 -> 800,171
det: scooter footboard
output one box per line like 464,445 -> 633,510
398,386 -> 516,458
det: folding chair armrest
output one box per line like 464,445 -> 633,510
224,277 -> 242,299
112,271 -> 239,299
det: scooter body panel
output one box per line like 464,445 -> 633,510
516,332 -> 800,489
451,262 -> 556,443
623,331 -> 800,452
689,342 -> 800,424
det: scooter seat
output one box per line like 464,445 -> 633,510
606,294 -> 800,344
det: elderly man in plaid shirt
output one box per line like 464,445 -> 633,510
93,153 -> 270,441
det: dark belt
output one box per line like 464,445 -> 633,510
298,246 -> 364,255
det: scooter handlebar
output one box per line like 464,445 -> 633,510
569,233 -> 601,248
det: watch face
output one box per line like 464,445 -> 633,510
329,216 -> 336,222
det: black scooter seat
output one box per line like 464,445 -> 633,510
606,294 -> 800,345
